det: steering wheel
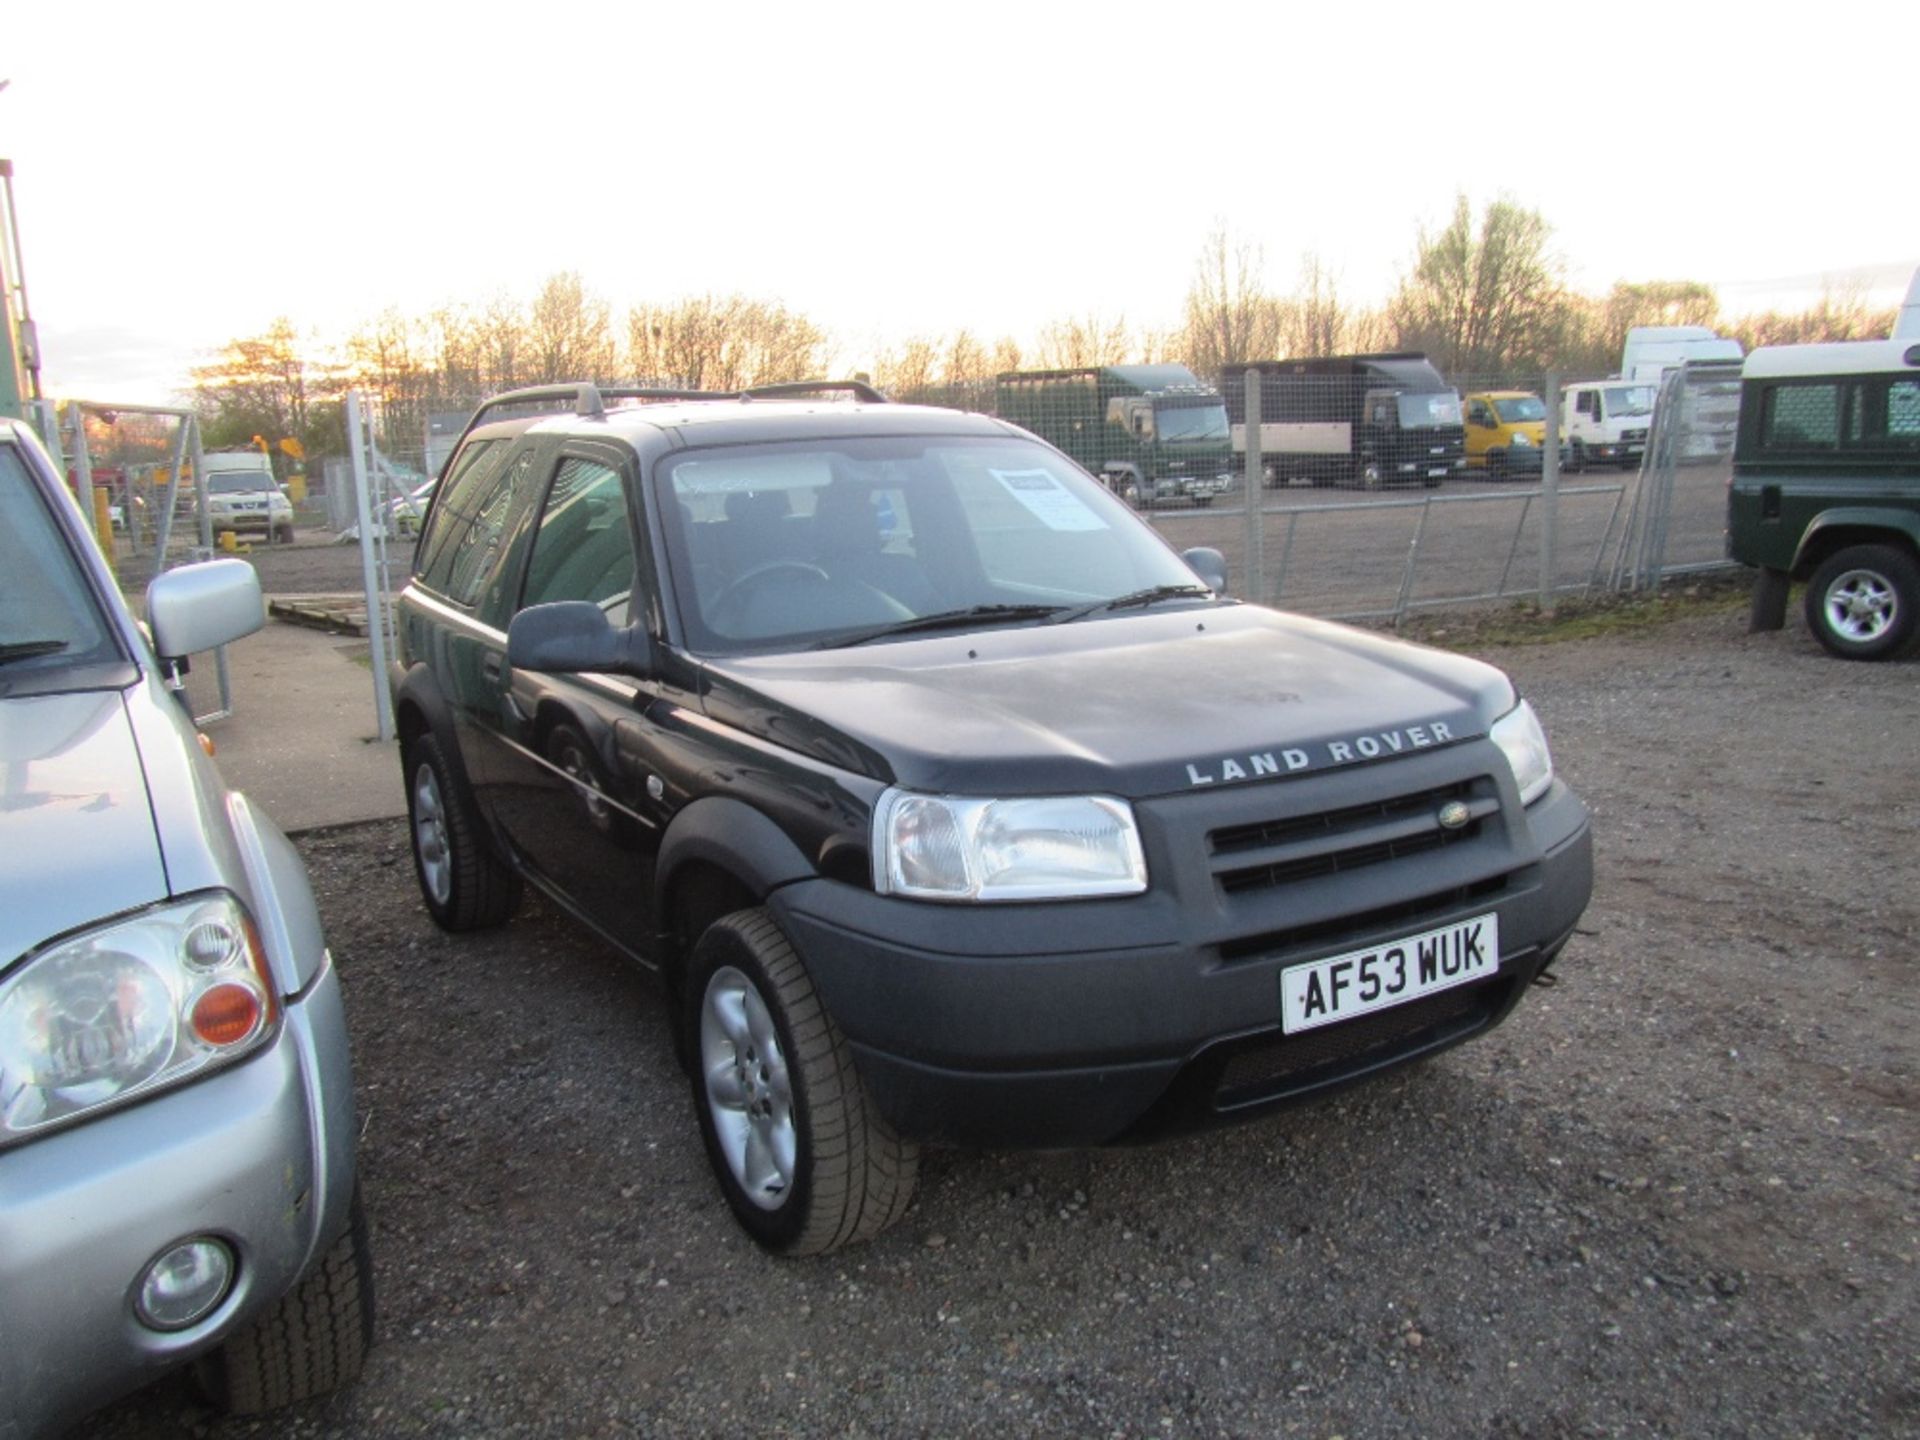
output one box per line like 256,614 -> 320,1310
713,560 -> 831,615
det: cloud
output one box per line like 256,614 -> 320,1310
35,323 -> 198,406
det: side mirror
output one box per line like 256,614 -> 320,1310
1181,546 -> 1229,595
145,558 -> 264,659
507,601 -> 654,679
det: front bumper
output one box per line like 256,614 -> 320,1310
0,960 -> 357,1439
209,506 -> 289,534
774,756 -> 1592,1148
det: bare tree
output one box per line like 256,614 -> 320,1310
1034,312 -> 1133,369
345,308 -> 437,452
626,295 -> 825,390
472,292 -> 529,394
1279,254 -> 1352,359
526,272 -> 617,385
1724,281 -> 1897,350
871,335 -> 940,395
1389,195 -> 1572,378
1177,228 -> 1284,374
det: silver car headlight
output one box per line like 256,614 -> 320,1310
0,893 -> 279,1147
1490,700 -> 1554,805
1511,432 -> 1535,447
873,791 -> 1148,901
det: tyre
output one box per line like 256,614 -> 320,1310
275,523 -> 296,544
1567,439 -> 1586,473
1803,544 -> 1920,661
686,909 -> 919,1255
404,731 -> 522,930
1488,449 -> 1508,480
196,1188 -> 375,1415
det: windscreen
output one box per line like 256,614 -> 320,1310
1493,396 -> 1547,423
1603,386 -> 1656,418
0,447 -> 123,682
207,472 -> 275,494
659,435 -> 1202,654
1152,400 -> 1230,444
1397,392 -> 1463,428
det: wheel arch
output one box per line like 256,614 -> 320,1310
392,663 -> 489,848
653,797 -> 818,1006
393,661 -> 452,752
1791,511 -> 1920,579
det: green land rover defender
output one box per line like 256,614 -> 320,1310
1730,339 -> 1920,660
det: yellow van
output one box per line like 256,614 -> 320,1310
1463,391 -> 1550,478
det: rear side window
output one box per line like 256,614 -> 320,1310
1761,382 -> 1841,449
1874,380 -> 1920,449
424,448 -> 538,606
416,438 -> 504,582
1757,376 -> 1920,455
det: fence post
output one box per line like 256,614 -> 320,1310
1241,370 -> 1264,602
1394,497 -> 1433,625
347,393 -> 396,743
1539,372 -> 1560,613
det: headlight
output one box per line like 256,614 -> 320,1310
1511,432 -> 1535,447
0,893 -> 279,1147
873,791 -> 1148,901
1490,700 -> 1554,805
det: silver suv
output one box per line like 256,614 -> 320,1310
0,419 -> 371,1435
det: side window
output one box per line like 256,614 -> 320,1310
1874,380 -> 1920,448
519,458 -> 637,626
439,450 -> 540,607
1762,382 -> 1841,449
1574,391 -> 1593,417
415,438 -> 501,580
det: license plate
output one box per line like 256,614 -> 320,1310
1427,466 -> 1448,477
1279,913 -> 1498,1033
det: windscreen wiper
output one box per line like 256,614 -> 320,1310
1050,584 -> 1216,625
820,604 -> 1067,649
0,639 -> 71,665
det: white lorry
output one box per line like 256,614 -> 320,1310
1560,379 -> 1659,470
1619,325 -> 1744,382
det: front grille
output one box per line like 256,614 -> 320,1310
1623,427 -> 1649,443
1209,778 -> 1493,896
1217,873 -> 1514,964
1213,978 -> 1503,1108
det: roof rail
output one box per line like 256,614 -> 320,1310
740,379 -> 890,404
436,378 -> 891,480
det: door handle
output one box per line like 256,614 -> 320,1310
482,653 -> 504,683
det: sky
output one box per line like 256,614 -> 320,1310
6,1 -> 1917,404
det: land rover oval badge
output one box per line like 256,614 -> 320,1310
1437,800 -> 1471,831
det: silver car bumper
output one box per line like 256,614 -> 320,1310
0,959 -> 356,1439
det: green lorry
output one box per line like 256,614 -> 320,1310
994,365 -> 1235,508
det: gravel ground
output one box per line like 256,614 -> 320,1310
85,597 -> 1916,1439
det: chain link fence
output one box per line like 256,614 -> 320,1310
893,360 -> 1741,622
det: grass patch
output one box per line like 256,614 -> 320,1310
1389,572 -> 1751,649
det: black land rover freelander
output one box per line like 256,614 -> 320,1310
393,382 -> 1593,1255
